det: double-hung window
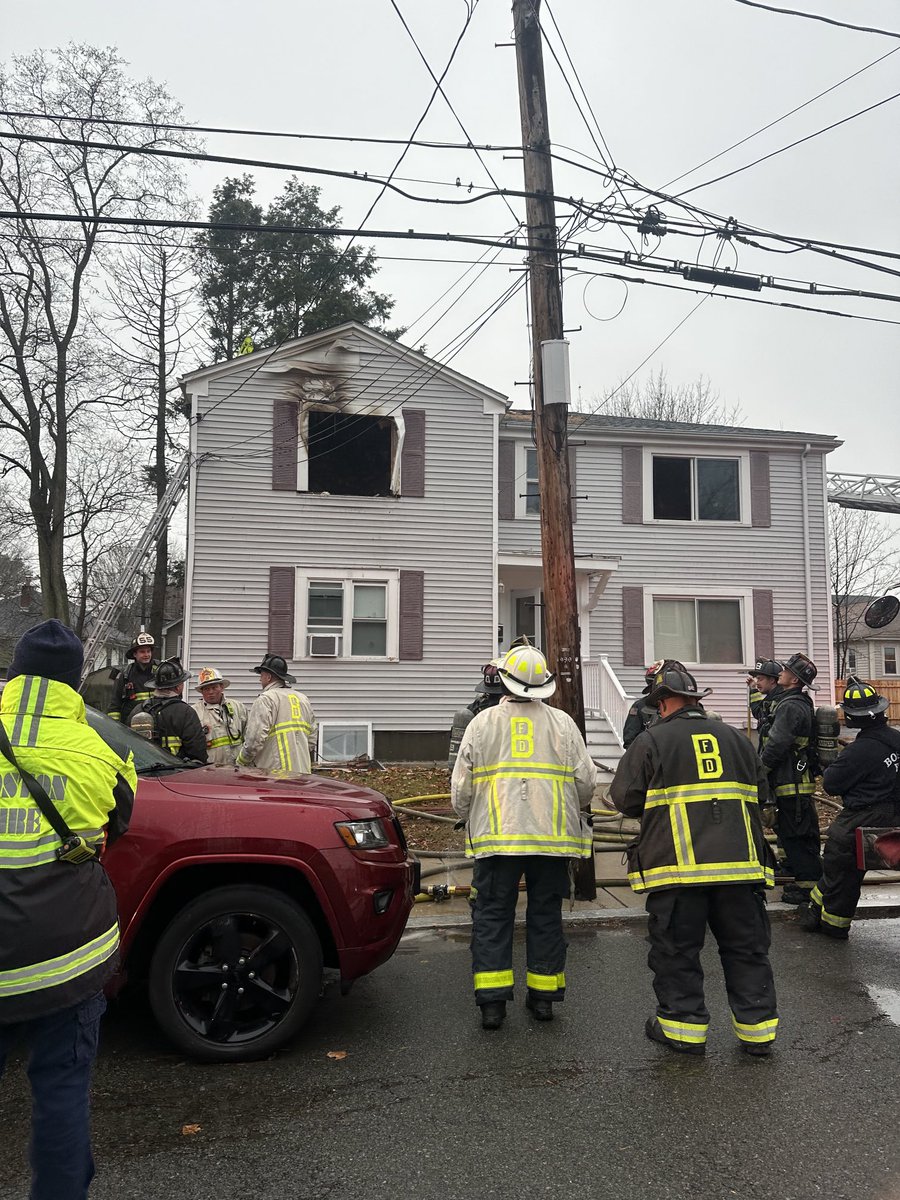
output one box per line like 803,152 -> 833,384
523,446 -> 540,516
300,572 -> 398,659
650,593 -> 747,665
650,454 -> 743,522
885,646 -> 898,676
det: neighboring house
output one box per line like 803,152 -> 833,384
0,583 -> 43,674
834,595 -> 900,681
181,322 -> 841,761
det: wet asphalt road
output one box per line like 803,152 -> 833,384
3,912 -> 900,1200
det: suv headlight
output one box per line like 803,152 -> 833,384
335,819 -> 389,850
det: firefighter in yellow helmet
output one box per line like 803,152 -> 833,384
192,667 -> 248,766
451,645 -> 596,1030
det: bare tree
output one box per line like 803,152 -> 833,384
0,44 -> 196,621
579,368 -> 744,426
102,230 -> 199,644
830,505 -> 900,677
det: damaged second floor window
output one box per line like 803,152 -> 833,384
308,411 -> 393,496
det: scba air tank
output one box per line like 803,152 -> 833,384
815,705 -> 841,768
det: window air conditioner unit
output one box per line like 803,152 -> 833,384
308,633 -> 341,657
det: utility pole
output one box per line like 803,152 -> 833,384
512,0 -> 585,738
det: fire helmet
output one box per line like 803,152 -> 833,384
839,676 -> 890,719
497,645 -> 556,700
151,659 -> 191,689
475,660 -> 504,696
641,659 -> 688,695
645,665 -> 712,709
751,659 -> 783,680
782,652 -> 818,690
251,653 -> 295,686
126,630 -> 155,660
196,666 -> 231,691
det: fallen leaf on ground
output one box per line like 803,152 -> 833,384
326,1050 -> 348,1060
181,1124 -> 201,1135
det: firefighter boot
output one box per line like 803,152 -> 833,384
480,1002 -> 506,1031
798,899 -> 821,932
525,994 -> 553,1021
741,1040 -> 774,1058
780,882 -> 813,905
644,1017 -> 705,1057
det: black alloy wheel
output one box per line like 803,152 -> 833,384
148,885 -> 323,1062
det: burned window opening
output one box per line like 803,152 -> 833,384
307,410 -> 394,497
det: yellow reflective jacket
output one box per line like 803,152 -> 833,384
236,682 -> 317,775
192,697 -> 249,766
451,697 -> 596,859
610,706 -> 774,893
0,675 -> 137,1021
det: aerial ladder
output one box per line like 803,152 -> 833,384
826,472 -> 900,628
79,453 -> 193,687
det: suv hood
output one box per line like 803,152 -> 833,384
156,765 -> 392,817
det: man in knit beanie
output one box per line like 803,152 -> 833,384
0,619 -> 136,1198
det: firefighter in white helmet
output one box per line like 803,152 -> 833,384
192,667 -> 248,766
451,644 -> 596,1031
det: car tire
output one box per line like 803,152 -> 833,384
148,885 -> 324,1062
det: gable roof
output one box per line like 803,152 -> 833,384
181,321 -> 508,408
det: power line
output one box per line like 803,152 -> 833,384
675,87 -> 900,197
731,0 -> 900,39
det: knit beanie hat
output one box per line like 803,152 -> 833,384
10,619 -> 84,691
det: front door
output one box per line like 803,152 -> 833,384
510,589 -> 545,651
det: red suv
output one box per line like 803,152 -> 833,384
89,710 -> 419,1062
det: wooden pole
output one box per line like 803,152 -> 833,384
512,0 -> 585,739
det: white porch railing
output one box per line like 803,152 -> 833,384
583,656 -> 632,749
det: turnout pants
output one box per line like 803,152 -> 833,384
775,794 -> 822,888
646,885 -> 778,1052
811,802 -> 900,933
470,855 -> 570,1006
0,992 -> 106,1200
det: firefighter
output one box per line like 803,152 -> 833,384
610,664 -> 777,1057
623,660 -> 693,748
236,654 -> 317,775
108,630 -> 159,724
130,659 -> 208,763
448,661 -> 505,772
192,667 -> 248,766
801,678 -> 900,939
759,653 -> 822,904
0,620 -> 136,1198
450,645 -> 596,1030
746,659 -> 784,728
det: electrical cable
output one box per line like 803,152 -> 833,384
730,0 -> 900,39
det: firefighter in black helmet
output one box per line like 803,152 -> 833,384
623,660 -> 694,748
746,659 -> 784,729
758,653 -> 822,904
129,659 -> 208,763
108,631 -> 159,725
800,678 -> 900,939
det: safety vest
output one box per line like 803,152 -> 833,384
236,683 -> 317,775
610,707 -> 774,893
192,698 -> 248,766
0,675 -> 137,1021
451,697 -> 596,859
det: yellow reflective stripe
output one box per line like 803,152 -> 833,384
810,885 -> 824,906
0,923 -> 118,996
277,730 -> 293,772
731,1014 -> 778,1042
821,908 -> 852,929
271,720 -> 311,735
0,828 -> 103,868
132,691 -> 152,701
628,862 -> 774,891
108,712 -> 122,721
207,735 -> 242,749
526,971 -> 566,992
473,762 -> 576,781
670,803 -> 695,867
161,736 -> 182,754
489,779 -> 501,837
657,1015 -> 708,1043
469,834 -> 592,854
645,782 -> 758,809
774,782 -> 816,797
473,970 -> 514,991
24,677 -> 49,747
11,675 -> 36,744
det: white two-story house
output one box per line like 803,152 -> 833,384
181,323 -> 840,762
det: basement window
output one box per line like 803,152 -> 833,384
307,411 -> 393,496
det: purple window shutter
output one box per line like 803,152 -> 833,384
399,570 -> 424,661
753,589 -> 775,661
749,451 -> 771,527
622,586 -> 645,666
401,409 -> 426,497
268,566 -> 295,658
622,446 -> 643,524
568,445 -> 578,524
272,400 -> 299,491
498,439 -> 515,521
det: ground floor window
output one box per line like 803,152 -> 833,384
299,572 -> 398,659
652,595 -> 744,664
318,722 -> 373,762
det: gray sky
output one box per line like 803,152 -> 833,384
6,0 -> 900,475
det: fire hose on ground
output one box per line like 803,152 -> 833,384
392,793 -> 900,904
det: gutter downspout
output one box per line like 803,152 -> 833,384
801,443 -> 814,655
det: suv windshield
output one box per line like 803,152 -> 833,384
86,708 -> 187,775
